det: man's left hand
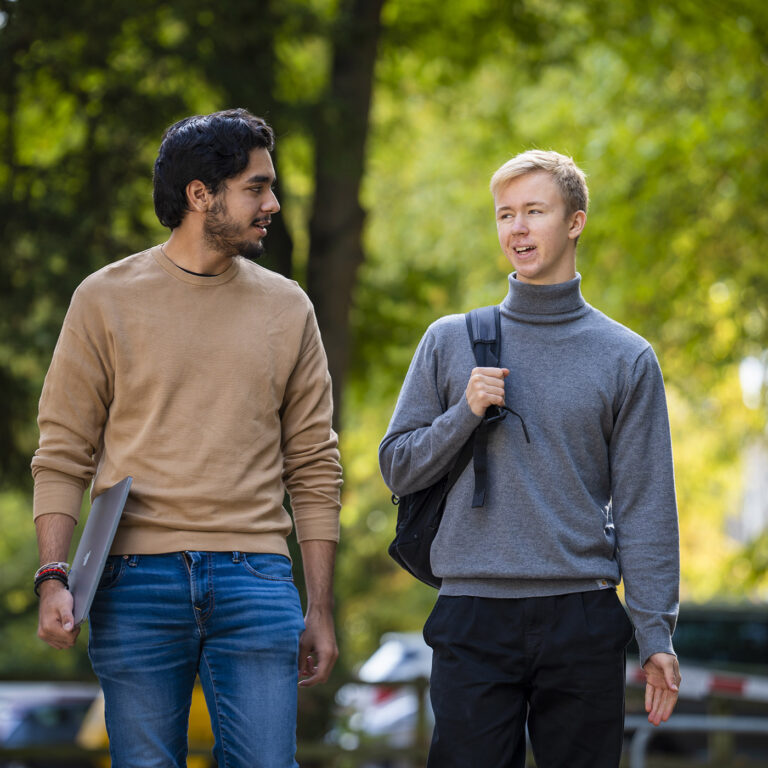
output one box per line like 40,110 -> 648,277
643,652 -> 680,726
298,608 -> 338,687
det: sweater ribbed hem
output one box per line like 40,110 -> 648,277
439,576 -> 616,599
110,528 -> 293,559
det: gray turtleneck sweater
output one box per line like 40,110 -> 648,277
379,274 -> 679,665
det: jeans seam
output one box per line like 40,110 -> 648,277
201,649 -> 230,768
183,553 -> 207,636
199,553 -> 215,623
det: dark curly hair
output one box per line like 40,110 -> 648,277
153,109 -> 275,230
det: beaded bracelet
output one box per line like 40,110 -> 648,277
34,562 -> 70,580
34,561 -> 70,597
34,571 -> 69,596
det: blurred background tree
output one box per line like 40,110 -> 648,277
1,0 -> 766,700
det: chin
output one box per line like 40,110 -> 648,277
239,241 -> 265,261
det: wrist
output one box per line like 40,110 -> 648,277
305,602 -> 335,617
34,562 -> 70,597
37,577 -> 68,597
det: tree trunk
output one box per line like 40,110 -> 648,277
193,0 -> 294,278
307,0 -> 386,429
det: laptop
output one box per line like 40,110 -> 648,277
69,476 -> 133,625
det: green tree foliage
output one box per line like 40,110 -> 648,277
340,0 -> 768,656
1,0 -> 767,684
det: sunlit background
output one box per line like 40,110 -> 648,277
1,0 -> 767,762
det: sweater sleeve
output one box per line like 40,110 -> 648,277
280,306 -> 342,543
610,346 -> 679,666
379,324 -> 482,497
31,283 -> 114,522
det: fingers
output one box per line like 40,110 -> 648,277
645,682 -> 678,725
38,616 -> 80,649
465,367 -> 510,417
644,680 -> 653,714
643,653 -> 681,725
297,623 -> 339,688
298,643 -> 338,688
37,586 -> 80,650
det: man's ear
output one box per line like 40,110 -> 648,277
568,210 -> 587,240
186,179 -> 212,213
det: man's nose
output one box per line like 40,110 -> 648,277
264,189 -> 280,213
510,215 -> 527,233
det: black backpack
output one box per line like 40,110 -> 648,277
388,305 -> 529,588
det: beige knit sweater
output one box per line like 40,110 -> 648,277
32,245 -> 342,556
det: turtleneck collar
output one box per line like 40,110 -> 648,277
500,272 -> 589,324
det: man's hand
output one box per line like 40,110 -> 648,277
35,513 -> 77,649
643,652 -> 680,726
465,367 -> 509,417
298,608 -> 338,687
297,539 -> 338,687
37,580 -> 80,650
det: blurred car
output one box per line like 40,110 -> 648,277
625,602 -> 768,762
330,604 -> 768,764
628,601 -> 768,675
0,681 -> 100,767
77,685 -> 215,768
327,632 -> 432,761
0,681 -> 216,768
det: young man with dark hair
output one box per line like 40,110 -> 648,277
380,150 -> 680,767
32,109 -> 342,768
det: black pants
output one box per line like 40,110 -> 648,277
424,590 -> 634,768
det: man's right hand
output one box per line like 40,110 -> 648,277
465,366 -> 510,417
37,580 -> 80,649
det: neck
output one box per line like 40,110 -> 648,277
163,228 -> 233,276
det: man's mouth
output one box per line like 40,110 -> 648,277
514,245 -> 536,254
252,219 -> 270,236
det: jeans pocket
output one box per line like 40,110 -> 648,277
242,553 -> 294,581
97,555 -> 127,591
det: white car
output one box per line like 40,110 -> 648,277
327,632 -> 433,762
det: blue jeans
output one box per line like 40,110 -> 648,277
88,551 -> 305,768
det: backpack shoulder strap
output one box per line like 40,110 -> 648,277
465,305 -> 501,368
465,305 -> 501,508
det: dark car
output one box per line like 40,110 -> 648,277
627,602 -> 768,675
0,682 -> 100,767
626,603 -> 768,764
332,603 -> 768,765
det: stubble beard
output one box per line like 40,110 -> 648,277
203,199 -> 265,262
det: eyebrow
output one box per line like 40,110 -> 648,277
496,200 -> 550,212
244,174 -> 276,185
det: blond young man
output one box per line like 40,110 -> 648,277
380,150 -> 680,767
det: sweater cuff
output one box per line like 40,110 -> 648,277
636,630 -> 676,667
33,469 -> 87,523
294,508 -> 341,543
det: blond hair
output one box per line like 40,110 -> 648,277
490,150 -> 588,215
